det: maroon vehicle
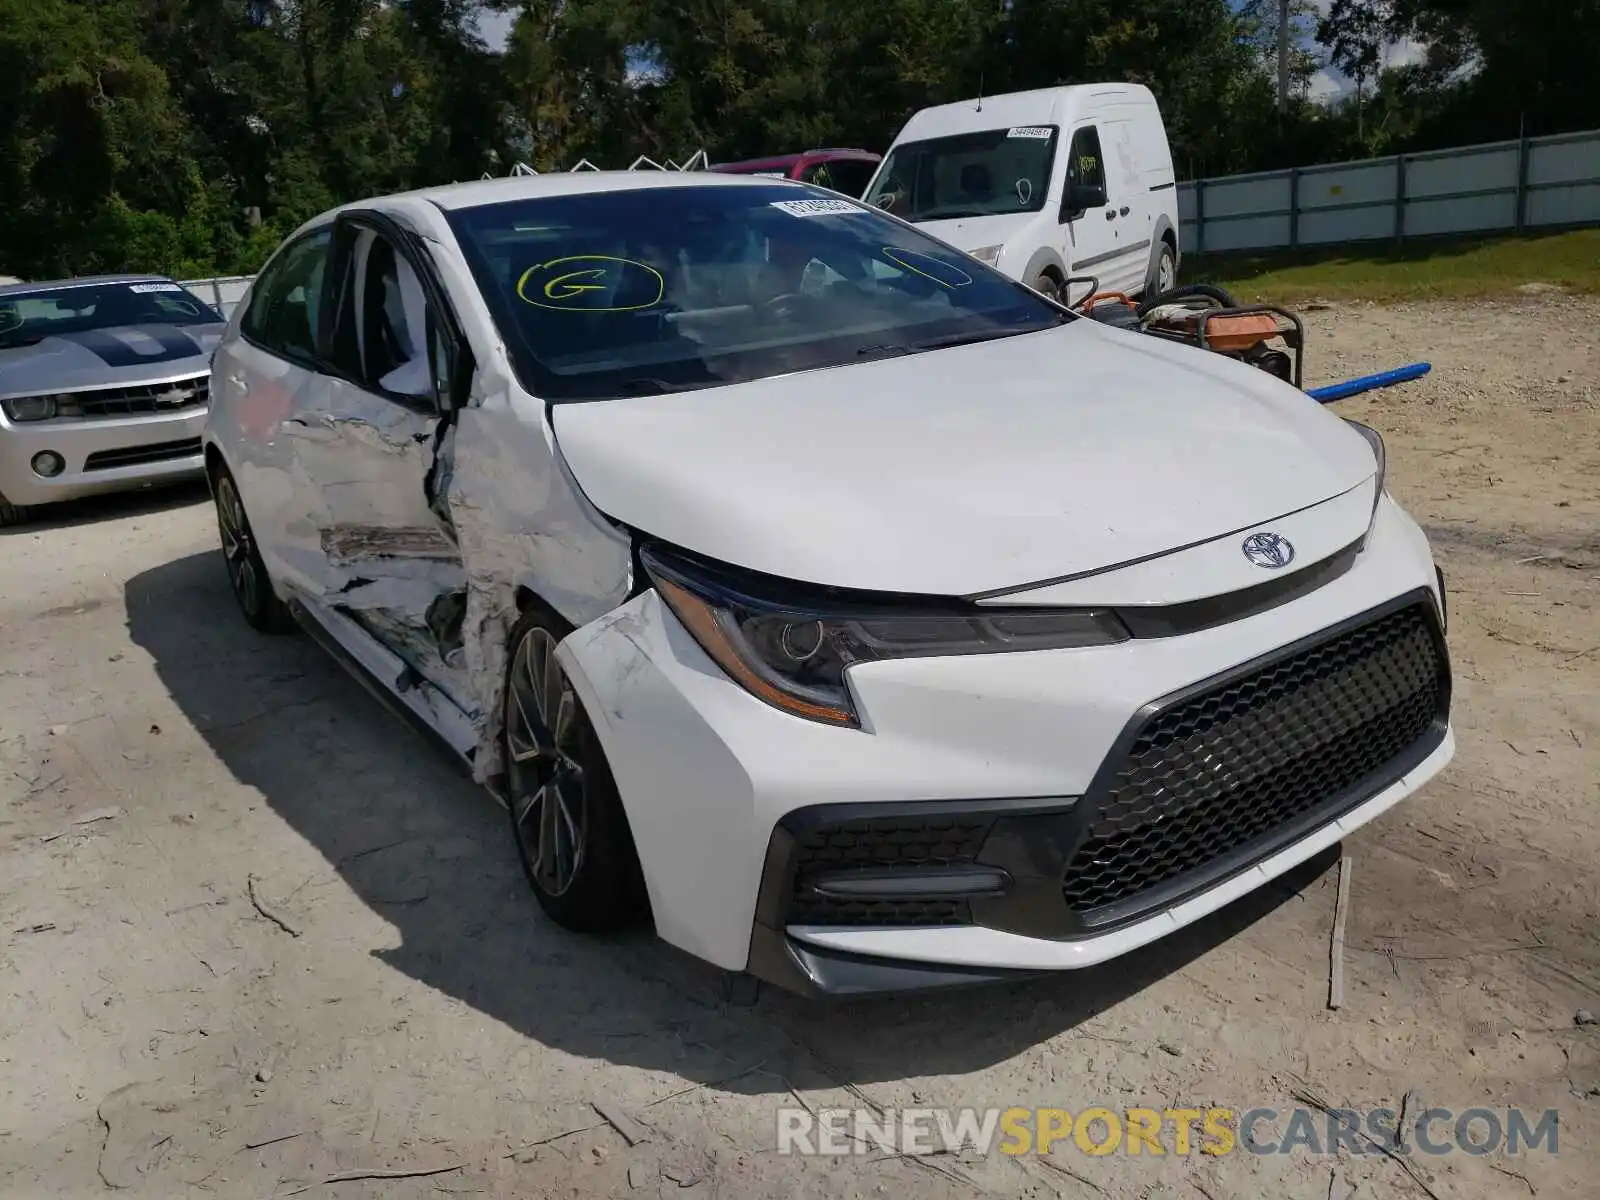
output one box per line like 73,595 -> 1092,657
709,149 -> 881,197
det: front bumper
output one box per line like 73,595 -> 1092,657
0,407 -> 209,507
557,496 -> 1453,995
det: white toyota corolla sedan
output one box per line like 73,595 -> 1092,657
204,172 -> 1453,997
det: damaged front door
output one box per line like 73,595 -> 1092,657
285,214 -> 473,711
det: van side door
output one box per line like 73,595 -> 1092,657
1058,124 -> 1124,291
1102,118 -> 1154,292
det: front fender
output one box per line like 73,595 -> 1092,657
1018,246 -> 1068,289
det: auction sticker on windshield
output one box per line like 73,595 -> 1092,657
771,198 -> 860,217
1007,126 -> 1053,139
128,283 -> 184,293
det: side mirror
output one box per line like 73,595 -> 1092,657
1061,180 -> 1108,222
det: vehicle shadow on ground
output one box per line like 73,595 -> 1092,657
127,549 -> 1335,1093
1,480 -> 210,536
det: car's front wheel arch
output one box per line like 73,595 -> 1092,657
501,598 -> 651,932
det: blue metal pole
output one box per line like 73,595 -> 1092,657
1306,362 -> 1432,404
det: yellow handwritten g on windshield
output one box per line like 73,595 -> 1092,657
515,256 -> 665,311
543,268 -> 606,300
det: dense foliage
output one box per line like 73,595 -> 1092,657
2,0 -> 1593,279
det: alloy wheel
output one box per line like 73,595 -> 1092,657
504,626 -> 587,897
216,476 -> 261,618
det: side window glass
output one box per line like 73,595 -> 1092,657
335,230 -> 438,405
241,230 -> 331,361
1068,128 -> 1105,193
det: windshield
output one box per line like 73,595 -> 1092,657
447,184 -> 1069,402
0,281 -> 222,350
864,126 -> 1060,221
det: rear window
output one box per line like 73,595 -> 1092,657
447,183 -> 1069,402
864,127 -> 1060,221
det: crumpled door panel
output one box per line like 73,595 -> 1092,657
436,396 -> 634,784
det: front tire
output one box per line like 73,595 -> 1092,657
1032,271 -> 1061,302
0,494 -> 31,528
503,606 -> 647,933
212,464 -> 294,634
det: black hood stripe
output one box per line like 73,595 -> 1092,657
54,326 -> 205,368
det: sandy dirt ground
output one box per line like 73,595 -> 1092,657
1,296 -> 1596,1200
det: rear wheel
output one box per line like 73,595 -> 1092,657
212,464 -> 294,633
503,607 -> 647,932
1146,242 -> 1177,299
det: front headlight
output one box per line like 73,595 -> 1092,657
969,244 -> 1003,266
641,545 -> 1130,728
2,394 -> 58,422
1345,419 -> 1386,520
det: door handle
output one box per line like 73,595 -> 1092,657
1119,206 -> 1131,216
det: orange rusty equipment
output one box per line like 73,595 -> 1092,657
1152,309 -> 1283,353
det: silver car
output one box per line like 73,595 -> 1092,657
0,274 -> 224,525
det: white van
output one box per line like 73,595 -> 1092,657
863,84 -> 1180,300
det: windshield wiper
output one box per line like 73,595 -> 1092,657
853,325 -> 1047,363
910,208 -> 986,221
611,375 -> 707,396
853,342 -> 915,360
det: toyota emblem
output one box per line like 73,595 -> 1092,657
1241,531 -> 1295,569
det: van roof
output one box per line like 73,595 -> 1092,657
893,84 -> 1155,143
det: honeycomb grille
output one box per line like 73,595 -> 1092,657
1062,603 -> 1446,916
789,814 -> 993,926
787,895 -> 968,926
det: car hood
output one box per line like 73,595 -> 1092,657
551,319 -> 1380,596
914,212 -> 1038,253
0,324 -> 222,397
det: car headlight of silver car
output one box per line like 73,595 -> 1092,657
641,544 -> 1130,728
2,394 -> 58,422
969,244 -> 1003,266
1344,419 -> 1387,522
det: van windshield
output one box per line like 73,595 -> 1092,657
864,126 -> 1059,222
447,183 -> 1069,402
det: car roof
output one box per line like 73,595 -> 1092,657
0,273 -> 172,297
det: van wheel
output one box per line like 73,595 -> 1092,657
212,464 -> 294,634
0,494 -> 31,528
503,606 -> 648,933
1147,243 -> 1177,298
1033,271 -> 1062,302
